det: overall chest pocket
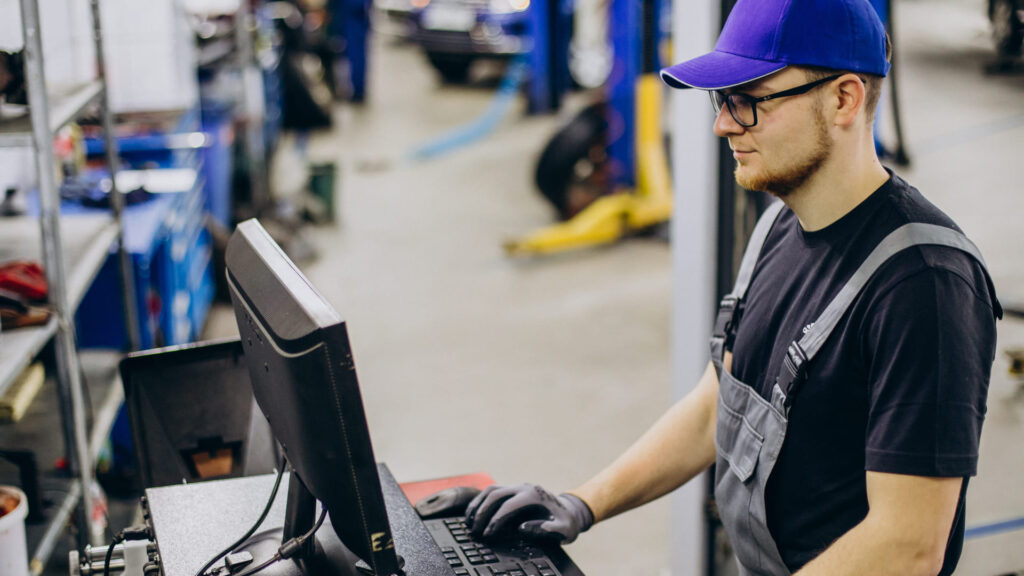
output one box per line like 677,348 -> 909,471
715,397 -> 765,482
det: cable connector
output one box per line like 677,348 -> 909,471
121,524 -> 153,541
277,538 -> 304,560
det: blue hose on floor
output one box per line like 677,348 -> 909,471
406,57 -> 529,163
965,516 -> 1024,540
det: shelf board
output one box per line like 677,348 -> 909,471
0,80 -> 105,148
27,478 -> 82,576
0,318 -> 58,404
67,219 -> 120,313
0,215 -> 119,396
81,350 -> 125,461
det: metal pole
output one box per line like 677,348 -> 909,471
89,0 -> 140,352
18,0 -> 98,546
884,0 -> 910,165
669,0 -> 718,574
527,0 -> 551,113
236,1 -> 270,216
606,0 -> 636,188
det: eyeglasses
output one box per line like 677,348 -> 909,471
710,74 -> 843,128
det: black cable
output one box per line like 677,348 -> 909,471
304,509 -> 327,540
195,455 -> 288,576
103,525 -> 151,576
103,533 -> 125,576
234,509 -> 329,576
233,553 -> 282,576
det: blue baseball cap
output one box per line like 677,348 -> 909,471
661,0 -> 890,91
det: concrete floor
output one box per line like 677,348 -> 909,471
199,0 -> 1024,574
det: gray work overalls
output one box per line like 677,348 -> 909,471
709,202 -> 991,576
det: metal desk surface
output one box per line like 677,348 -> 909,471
144,464 -> 451,576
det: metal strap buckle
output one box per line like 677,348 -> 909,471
713,296 -> 740,339
780,342 -> 809,408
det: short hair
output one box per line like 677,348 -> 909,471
801,33 -> 892,123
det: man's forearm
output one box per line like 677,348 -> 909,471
795,473 -> 960,576
795,516 -> 942,576
569,361 -> 719,523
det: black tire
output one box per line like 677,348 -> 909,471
534,102 -> 609,219
426,52 -> 473,83
992,0 -> 1024,57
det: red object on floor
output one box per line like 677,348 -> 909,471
0,261 -> 48,301
399,473 -> 495,506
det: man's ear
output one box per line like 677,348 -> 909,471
833,73 -> 866,128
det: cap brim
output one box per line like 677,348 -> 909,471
660,51 -> 787,90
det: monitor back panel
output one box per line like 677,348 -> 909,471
121,338 -> 278,489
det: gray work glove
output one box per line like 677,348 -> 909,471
464,483 -> 594,543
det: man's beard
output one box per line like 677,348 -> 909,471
735,110 -> 831,197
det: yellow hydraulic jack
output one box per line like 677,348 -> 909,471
504,74 -> 673,256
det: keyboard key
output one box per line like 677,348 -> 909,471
455,535 -> 471,543
454,570 -> 470,576
539,571 -> 556,576
483,555 -> 498,563
442,547 -> 455,553
468,557 -> 486,565
509,571 -> 526,576
478,547 -> 493,555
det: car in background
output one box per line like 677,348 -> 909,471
408,0 -> 531,82
373,0 -> 419,40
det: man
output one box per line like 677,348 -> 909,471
465,0 -> 1002,574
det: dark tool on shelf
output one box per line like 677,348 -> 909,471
0,50 -> 26,107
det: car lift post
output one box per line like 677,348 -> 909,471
527,0 -> 572,113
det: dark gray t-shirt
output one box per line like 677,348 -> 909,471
728,174 -> 1000,573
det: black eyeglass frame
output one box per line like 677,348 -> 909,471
710,74 -> 845,128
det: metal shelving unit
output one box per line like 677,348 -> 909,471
0,0 -> 141,571
0,80 -> 105,148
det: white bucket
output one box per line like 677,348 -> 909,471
0,485 -> 29,576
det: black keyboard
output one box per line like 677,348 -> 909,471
424,517 -> 563,576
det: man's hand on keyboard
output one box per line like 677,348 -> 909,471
464,484 -> 594,543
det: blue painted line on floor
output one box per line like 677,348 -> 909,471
406,57 -> 529,163
965,516 -> 1024,540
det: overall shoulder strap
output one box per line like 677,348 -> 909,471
776,223 -> 989,406
710,201 -> 786,376
732,201 -> 787,302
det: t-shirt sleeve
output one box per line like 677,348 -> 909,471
860,265 -> 998,477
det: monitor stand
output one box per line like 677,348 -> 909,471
241,470 -> 404,576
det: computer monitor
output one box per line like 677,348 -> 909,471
225,219 -> 403,576
120,338 -> 279,489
